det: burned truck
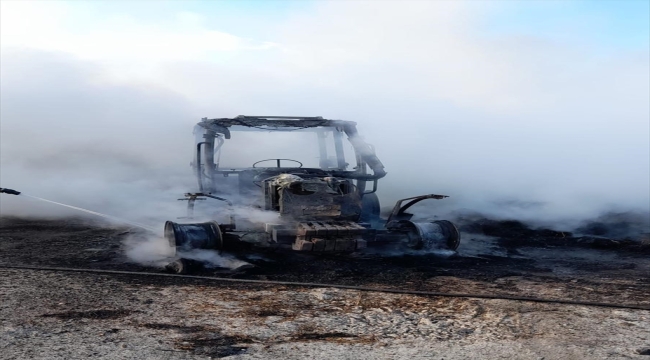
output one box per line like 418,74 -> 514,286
165,116 -> 460,258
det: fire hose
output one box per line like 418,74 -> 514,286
0,264 -> 648,311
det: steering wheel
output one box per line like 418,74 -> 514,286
252,158 -> 303,168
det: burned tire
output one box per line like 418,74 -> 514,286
388,219 -> 461,252
434,220 -> 461,251
164,221 -> 223,252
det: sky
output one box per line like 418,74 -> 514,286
0,0 -> 649,229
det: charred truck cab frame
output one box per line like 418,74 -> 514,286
165,116 -> 460,259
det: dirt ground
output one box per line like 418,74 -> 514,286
1,216 -> 649,359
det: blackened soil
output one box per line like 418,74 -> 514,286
41,309 -> 136,320
175,333 -> 253,357
1,216 -> 649,307
293,332 -> 358,341
0,217 -> 151,272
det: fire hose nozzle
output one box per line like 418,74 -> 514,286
0,188 -> 21,195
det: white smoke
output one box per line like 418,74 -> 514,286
1,1 -> 648,240
174,248 -> 251,270
123,234 -> 175,267
122,232 -> 251,270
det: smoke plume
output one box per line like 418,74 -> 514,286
1,1 -> 648,243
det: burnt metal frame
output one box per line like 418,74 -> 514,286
171,116 -> 461,254
193,116 -> 387,196
385,194 -> 449,224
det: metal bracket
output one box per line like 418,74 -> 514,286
385,194 -> 449,224
177,193 -> 235,230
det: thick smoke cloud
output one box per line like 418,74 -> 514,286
0,49 -> 199,225
1,1 -> 648,235
158,1 -> 649,228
